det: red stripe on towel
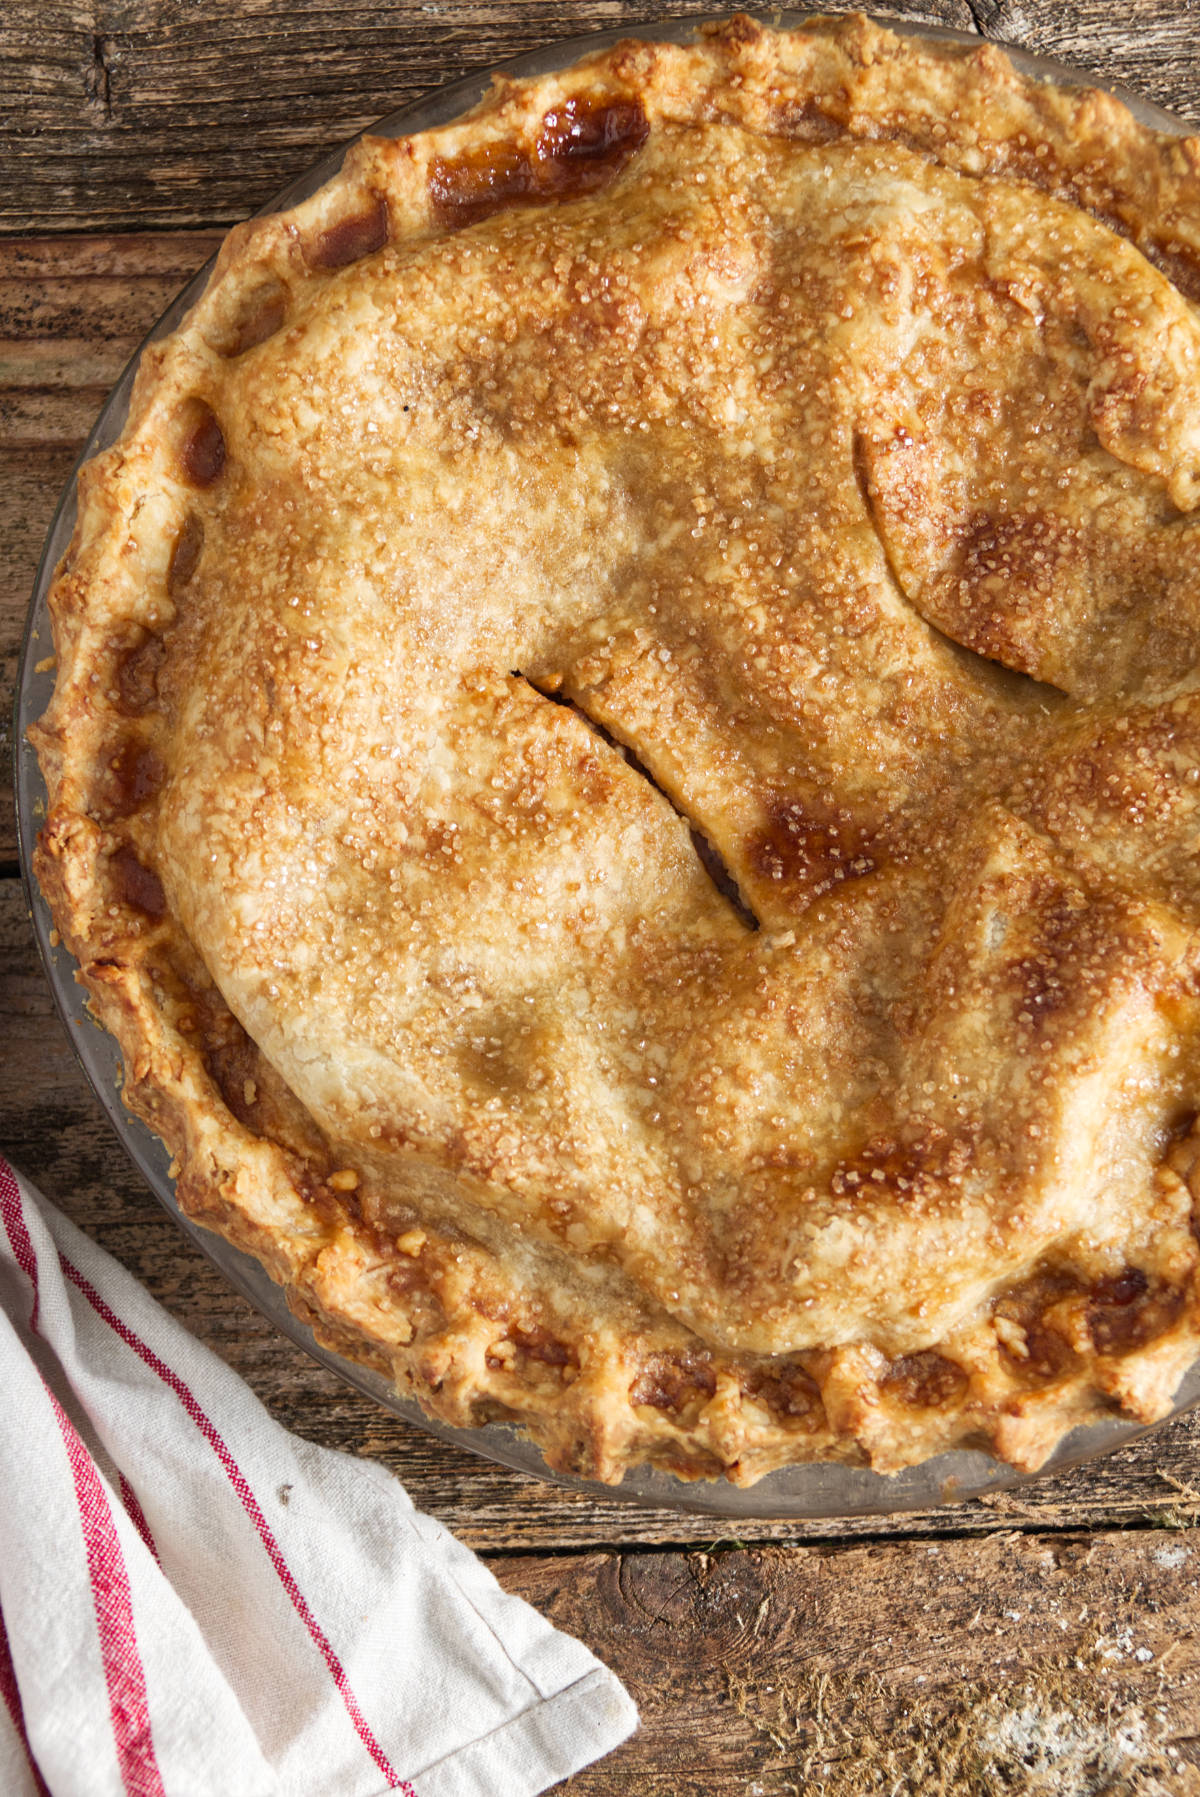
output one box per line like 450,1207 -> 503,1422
0,1162 -> 164,1795
47,1385 -> 166,1796
0,1162 -> 39,1332
60,1253 -> 412,1793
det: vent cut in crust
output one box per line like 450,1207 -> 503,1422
31,14 -> 1200,1486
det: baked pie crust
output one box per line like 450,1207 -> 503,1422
31,14 -> 1200,1485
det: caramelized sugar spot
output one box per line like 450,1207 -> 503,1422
830,1128 -> 972,1204
882,1350 -> 968,1409
430,93 -> 649,226
993,1269 -> 1082,1382
191,1002 -> 262,1126
430,141 -> 533,227
177,400 -> 226,488
167,513 -> 204,595
95,739 -> 164,822
487,1323 -> 576,1374
108,844 -> 166,918
750,792 -> 878,899
114,632 -> 166,716
631,1350 -> 717,1414
308,193 -> 389,269
512,1323 -> 575,1367
1089,1267 -> 1184,1354
778,96 -> 842,142
538,94 -> 650,177
741,1359 -> 824,1423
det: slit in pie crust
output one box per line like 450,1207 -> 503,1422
30,13 -> 1200,1486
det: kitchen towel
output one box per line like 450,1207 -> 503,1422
0,1157 -> 637,1796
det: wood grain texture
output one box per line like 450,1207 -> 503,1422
0,235 -> 224,863
508,1531 -> 1200,1791
966,0 -> 1200,121
0,1 -> 984,234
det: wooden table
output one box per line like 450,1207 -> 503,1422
6,3 -> 1200,1789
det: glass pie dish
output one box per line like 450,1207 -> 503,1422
16,14 -> 1200,1519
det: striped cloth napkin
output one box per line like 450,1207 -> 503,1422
0,1158 -> 637,1796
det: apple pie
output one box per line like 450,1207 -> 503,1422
31,14 -> 1200,1485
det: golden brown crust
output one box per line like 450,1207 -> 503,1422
30,13 -> 1200,1485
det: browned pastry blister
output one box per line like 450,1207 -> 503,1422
31,13 -> 1200,1485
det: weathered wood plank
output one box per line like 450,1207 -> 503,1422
0,238 -> 225,864
969,0 -> 1200,121
0,235 -> 224,280
505,1531 -> 1200,1792
1,449 -> 73,599
5,881 -> 1200,1551
0,0 -> 1034,235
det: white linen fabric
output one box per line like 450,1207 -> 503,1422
0,1158 -> 637,1797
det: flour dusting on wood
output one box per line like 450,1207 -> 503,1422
727,1653 -> 1193,1796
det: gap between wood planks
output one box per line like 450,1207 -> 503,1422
477,1508 -> 1200,1557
